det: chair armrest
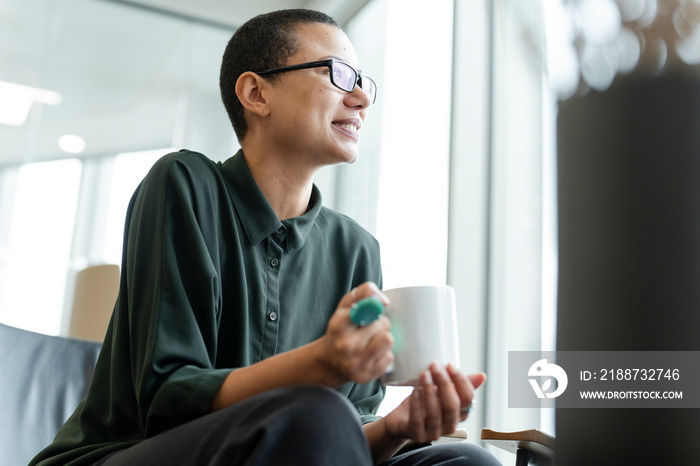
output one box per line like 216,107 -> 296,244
481,428 -> 554,465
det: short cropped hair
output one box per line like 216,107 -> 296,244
220,9 -> 340,142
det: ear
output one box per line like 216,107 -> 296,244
235,72 -> 271,117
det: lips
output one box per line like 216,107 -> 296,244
332,118 -> 362,138
335,122 -> 359,131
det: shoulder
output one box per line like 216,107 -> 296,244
148,150 -> 220,181
127,150 -> 229,222
137,150 -> 225,197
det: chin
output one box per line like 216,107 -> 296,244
323,155 -> 358,168
342,143 -> 361,163
325,147 -> 359,166
345,151 -> 360,164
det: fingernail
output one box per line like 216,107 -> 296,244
378,291 -> 390,306
413,387 -> 423,400
432,362 -> 446,376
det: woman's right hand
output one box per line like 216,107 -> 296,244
319,282 -> 394,385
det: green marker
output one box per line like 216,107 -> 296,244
349,296 -> 385,326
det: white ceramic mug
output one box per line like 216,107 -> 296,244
381,285 -> 460,386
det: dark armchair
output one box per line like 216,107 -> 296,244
0,323 -> 101,466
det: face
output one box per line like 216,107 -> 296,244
264,23 -> 372,167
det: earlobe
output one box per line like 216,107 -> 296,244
235,72 -> 271,117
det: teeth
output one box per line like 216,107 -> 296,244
336,123 -> 358,131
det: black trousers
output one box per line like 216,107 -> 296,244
95,386 -> 500,466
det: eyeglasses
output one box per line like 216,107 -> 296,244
255,58 -> 377,104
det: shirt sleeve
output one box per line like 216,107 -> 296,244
122,151 -> 232,436
340,380 -> 386,424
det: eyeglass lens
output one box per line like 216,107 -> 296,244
332,63 -> 356,92
332,61 -> 375,102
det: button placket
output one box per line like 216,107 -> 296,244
261,237 -> 283,359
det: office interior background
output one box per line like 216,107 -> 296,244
3,0 -> 685,461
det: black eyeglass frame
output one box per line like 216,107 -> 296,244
254,58 -> 377,104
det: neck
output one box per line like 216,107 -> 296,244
241,143 -> 317,221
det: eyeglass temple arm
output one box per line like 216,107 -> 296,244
255,60 -> 332,76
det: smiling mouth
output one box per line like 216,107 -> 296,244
332,121 -> 361,138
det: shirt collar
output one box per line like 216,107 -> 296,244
219,150 -> 322,252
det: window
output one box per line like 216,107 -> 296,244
102,149 -> 168,265
344,0 -> 455,417
0,0 -> 232,334
345,0 -> 453,289
0,159 -> 82,334
346,0 -> 556,455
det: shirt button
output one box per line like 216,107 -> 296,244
270,258 -> 279,267
269,312 -> 278,321
275,227 -> 285,235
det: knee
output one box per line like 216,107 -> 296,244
462,443 -> 502,466
417,442 -> 502,465
248,386 -> 372,465
280,386 -> 361,432
457,443 -> 502,465
287,385 -> 354,410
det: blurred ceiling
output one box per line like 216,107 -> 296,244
0,0 -> 370,166
113,0 -> 372,29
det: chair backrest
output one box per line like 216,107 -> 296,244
0,323 -> 102,466
68,264 -> 120,342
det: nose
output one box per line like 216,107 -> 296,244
346,85 -> 372,109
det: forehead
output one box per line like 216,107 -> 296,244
289,23 -> 360,67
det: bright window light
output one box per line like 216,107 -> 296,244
0,80 -> 62,127
0,159 -> 82,335
374,0 -> 453,289
102,149 -> 170,265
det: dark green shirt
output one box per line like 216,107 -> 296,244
31,150 -> 384,466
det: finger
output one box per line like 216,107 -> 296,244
342,287 -> 391,349
339,282 -> 389,309
373,349 -> 395,377
331,283 -> 385,334
446,364 -> 477,403
353,313 -> 392,348
365,316 -> 394,350
408,386 -> 426,440
447,365 -> 484,421
467,371 -> 487,390
338,315 -> 393,383
362,324 -> 395,377
420,370 -> 442,440
431,363 -> 460,432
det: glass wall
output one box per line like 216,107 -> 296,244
346,0 -> 454,290
345,2 -> 556,458
0,0 -> 235,333
0,159 -> 81,333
